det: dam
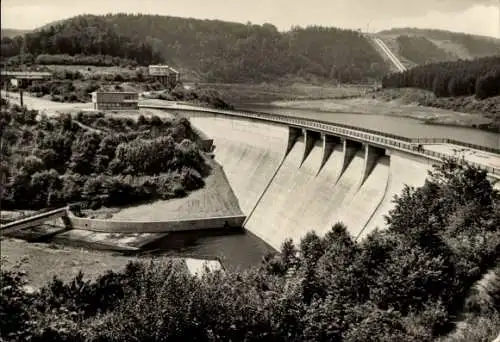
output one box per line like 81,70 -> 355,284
3,99 -> 497,267
166,106 -> 499,251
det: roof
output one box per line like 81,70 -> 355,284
1,71 -> 52,79
148,65 -> 179,74
91,91 -> 138,95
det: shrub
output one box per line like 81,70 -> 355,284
1,103 -> 209,210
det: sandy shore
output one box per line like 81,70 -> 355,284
269,97 -> 493,128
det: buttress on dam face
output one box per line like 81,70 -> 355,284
187,112 -> 433,250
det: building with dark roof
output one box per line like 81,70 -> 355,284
91,91 -> 139,111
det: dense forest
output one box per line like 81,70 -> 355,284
382,56 -> 500,99
0,17 -> 163,66
0,99 -> 209,211
379,27 -> 500,57
396,35 -> 455,65
2,157 -> 499,341
1,14 -> 389,83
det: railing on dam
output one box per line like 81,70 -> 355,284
139,104 -> 499,176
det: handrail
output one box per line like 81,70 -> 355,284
139,104 -> 499,176
0,207 -> 69,233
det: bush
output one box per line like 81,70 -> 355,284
1,103 -> 210,210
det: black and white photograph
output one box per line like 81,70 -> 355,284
1,1 -> 500,341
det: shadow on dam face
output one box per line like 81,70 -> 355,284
180,111 -> 432,255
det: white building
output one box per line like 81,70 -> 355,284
148,65 -> 180,89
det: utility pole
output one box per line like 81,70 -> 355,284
498,0 -> 500,38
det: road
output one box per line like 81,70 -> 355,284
1,90 -> 91,116
3,91 -> 498,176
423,144 -> 500,171
372,37 -> 407,72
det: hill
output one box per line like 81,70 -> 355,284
382,55 -> 500,99
0,28 -> 31,38
1,14 -> 390,83
377,27 -> 500,65
1,16 -> 163,66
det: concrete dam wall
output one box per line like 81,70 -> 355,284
188,113 -> 431,250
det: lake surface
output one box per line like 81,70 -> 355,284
239,104 -> 500,149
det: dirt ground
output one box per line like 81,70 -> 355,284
0,238 -> 148,287
269,96 -> 493,128
112,159 -> 243,221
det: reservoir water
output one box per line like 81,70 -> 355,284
239,105 -> 500,150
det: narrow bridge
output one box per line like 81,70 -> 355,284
0,207 -> 69,235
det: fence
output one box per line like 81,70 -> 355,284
139,104 -> 499,176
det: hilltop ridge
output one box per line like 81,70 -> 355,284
377,27 -> 500,66
3,16 -> 500,84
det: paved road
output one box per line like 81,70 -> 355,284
423,144 -> 500,171
1,91 -> 91,116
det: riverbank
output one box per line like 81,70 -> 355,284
195,82 -> 371,104
195,83 -> 499,133
266,95 -> 496,131
0,238 -> 145,287
367,88 -> 500,132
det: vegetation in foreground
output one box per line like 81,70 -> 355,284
0,99 -> 209,211
1,159 -> 499,341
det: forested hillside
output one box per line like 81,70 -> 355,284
1,16 -> 163,66
395,35 -> 455,64
379,27 -> 500,58
382,56 -> 500,99
1,14 -> 389,83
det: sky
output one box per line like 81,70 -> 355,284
2,0 -> 500,38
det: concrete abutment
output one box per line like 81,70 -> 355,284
302,129 -> 321,167
287,127 -> 301,155
341,139 -> 362,177
319,134 -> 341,175
362,144 -> 386,186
